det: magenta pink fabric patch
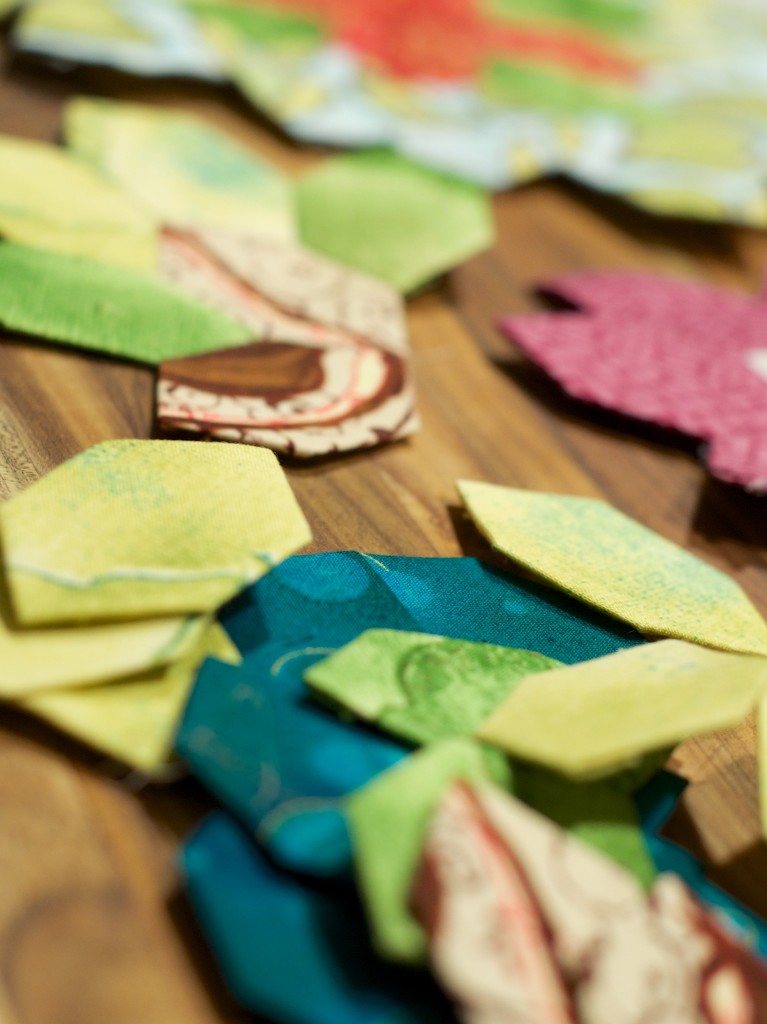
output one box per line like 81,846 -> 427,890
500,272 -> 767,491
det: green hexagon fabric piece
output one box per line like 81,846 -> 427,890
0,243 -> 252,365
458,481 -> 767,656
346,738 -> 512,964
296,150 -> 494,293
1,440 -> 311,626
305,629 -> 560,746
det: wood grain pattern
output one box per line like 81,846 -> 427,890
1,28 -> 767,1022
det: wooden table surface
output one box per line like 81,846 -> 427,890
2,32 -> 767,1024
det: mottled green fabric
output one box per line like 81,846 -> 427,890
296,150 -> 494,293
0,242 -> 251,365
305,629 -> 560,746
346,738 -> 512,963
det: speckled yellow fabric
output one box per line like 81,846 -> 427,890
1,440 -> 311,625
458,481 -> 767,656
0,134 -> 155,268
19,621 -> 240,773
478,639 -> 767,777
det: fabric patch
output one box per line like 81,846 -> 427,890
65,97 -> 295,241
477,639 -> 767,777
413,782 -> 767,1024
19,622 -> 239,772
346,738 -> 512,963
0,575 -> 206,697
1,440 -> 311,626
305,629 -> 560,745
0,133 -> 155,269
296,150 -> 494,292
502,271 -> 767,491
157,229 -> 418,457
0,243 -> 251,365
458,481 -> 767,655
180,812 -> 455,1024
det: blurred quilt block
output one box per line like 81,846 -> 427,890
0,134 -> 156,269
157,230 -> 418,457
413,781 -> 767,1024
0,440 -> 311,625
457,482 -> 767,655
14,0 -> 767,225
501,271 -> 767,491
304,629 -> 561,745
295,150 -> 494,293
0,243 -> 252,364
65,97 -> 296,241
477,639 -> 767,776
181,812 -> 456,1024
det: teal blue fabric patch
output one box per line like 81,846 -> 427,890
181,812 -> 456,1024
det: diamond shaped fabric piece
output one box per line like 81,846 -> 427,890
1,440 -> 311,626
501,271 -> 767,491
305,629 -> 560,746
19,621 -> 240,773
0,243 -> 252,365
458,481 -> 767,655
65,97 -> 296,241
0,133 -> 155,269
477,639 -> 767,777
296,150 -> 494,293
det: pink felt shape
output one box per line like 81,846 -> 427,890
500,271 -> 767,491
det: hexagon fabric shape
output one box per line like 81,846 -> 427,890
457,481 -> 767,656
1,440 -> 311,626
296,150 -> 494,293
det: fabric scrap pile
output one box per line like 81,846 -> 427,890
169,484 -> 767,1022
7,0 -> 767,225
0,97 -> 493,456
0,439 -> 310,772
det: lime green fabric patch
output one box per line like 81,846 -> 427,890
1,440 -> 312,626
65,97 -> 295,241
0,243 -> 252,364
19,621 -> 240,773
346,737 -> 512,963
458,481 -> 767,656
305,629 -> 560,745
478,639 -> 767,777
0,134 -> 155,269
296,150 -> 494,293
